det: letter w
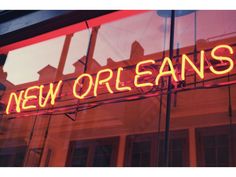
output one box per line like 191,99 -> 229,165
39,80 -> 62,107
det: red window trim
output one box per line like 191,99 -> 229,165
0,10 -> 149,54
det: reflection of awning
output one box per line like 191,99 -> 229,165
0,10 -> 116,47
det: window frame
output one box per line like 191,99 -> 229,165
196,124 -> 236,167
66,136 -> 119,167
124,129 -> 189,167
0,145 -> 27,167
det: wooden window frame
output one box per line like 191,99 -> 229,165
124,129 -> 189,167
196,124 -> 236,167
66,136 -> 119,167
0,145 -> 27,167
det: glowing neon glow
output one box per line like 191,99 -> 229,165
116,67 -> 131,91
134,60 -> 155,87
155,57 -> 178,85
209,45 -> 234,75
181,51 -> 205,80
6,91 -> 24,114
22,86 -> 40,110
94,68 -> 114,96
39,80 -> 63,108
5,44 -> 235,115
73,73 -> 93,99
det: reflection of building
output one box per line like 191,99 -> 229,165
0,10 -> 236,167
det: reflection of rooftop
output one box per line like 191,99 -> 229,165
0,66 -> 13,88
38,65 -> 57,81
73,56 -> 101,74
2,34 -> 236,88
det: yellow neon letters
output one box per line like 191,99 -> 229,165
181,51 -> 205,80
6,91 -> 24,114
5,44 -> 235,115
134,60 -> 155,87
155,57 -> 178,85
209,45 -> 234,75
116,67 -> 131,91
22,86 -> 40,110
94,68 -> 114,96
39,80 -> 63,108
73,73 -> 93,99
6,81 -> 63,114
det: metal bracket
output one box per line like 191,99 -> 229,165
64,112 -> 76,121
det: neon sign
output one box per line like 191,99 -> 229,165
5,44 -> 235,115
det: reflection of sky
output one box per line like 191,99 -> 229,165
3,29 -> 91,85
3,10 -> 236,85
63,29 -> 91,74
174,10 -> 236,48
4,36 -> 65,85
94,11 -> 170,64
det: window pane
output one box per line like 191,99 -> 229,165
71,147 -> 89,167
0,154 -> 13,167
1,10 -> 236,167
131,141 -> 151,167
197,126 -> 233,167
204,136 -> 216,148
217,147 -> 229,166
93,144 -> 113,167
205,147 -> 216,166
67,137 -> 118,167
62,29 -> 91,75
170,139 -> 185,167
171,149 -> 183,167
93,11 -> 169,67
0,146 -> 26,167
158,138 -> 187,167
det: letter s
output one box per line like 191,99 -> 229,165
209,45 -> 234,75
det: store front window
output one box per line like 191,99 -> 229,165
0,10 -> 236,167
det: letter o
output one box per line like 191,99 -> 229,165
73,73 -> 93,99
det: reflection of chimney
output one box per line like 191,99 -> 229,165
130,41 -> 144,60
107,57 -> 116,67
38,65 -> 57,81
73,56 -> 101,74
196,39 -> 208,50
73,56 -> 87,74
0,66 -> 7,82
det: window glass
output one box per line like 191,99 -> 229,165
3,36 -> 65,85
66,137 -> 119,167
196,125 -> 236,167
93,11 -> 170,66
1,10 -> 236,167
71,147 -> 89,167
125,130 -> 189,167
131,141 -> 152,167
63,29 -> 91,75
0,146 -> 27,167
93,144 -> 113,167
